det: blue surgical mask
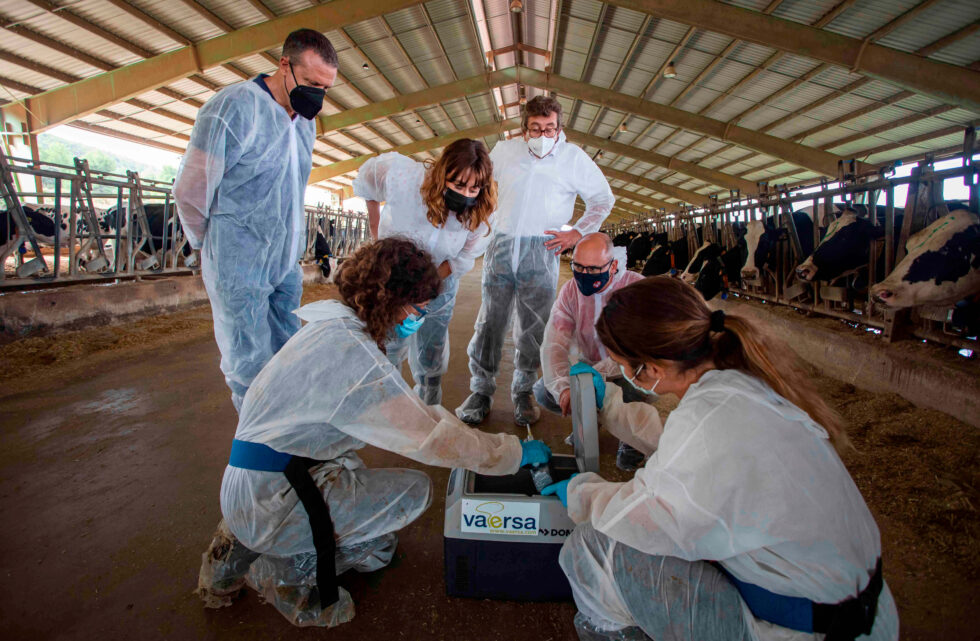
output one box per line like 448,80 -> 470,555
619,363 -> 659,396
395,305 -> 427,338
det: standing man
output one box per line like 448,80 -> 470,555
174,29 -> 338,411
536,232 -> 650,471
456,96 -> 614,426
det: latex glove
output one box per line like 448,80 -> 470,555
569,361 -> 605,409
541,474 -> 579,507
520,440 -> 551,467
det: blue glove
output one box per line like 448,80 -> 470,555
570,361 -> 605,409
520,440 -> 551,467
541,474 -> 579,507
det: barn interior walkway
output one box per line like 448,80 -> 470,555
0,259 -> 973,640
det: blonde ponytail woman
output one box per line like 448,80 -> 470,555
544,276 -> 898,641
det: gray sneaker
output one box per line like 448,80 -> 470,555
513,392 -> 541,427
456,392 -> 492,424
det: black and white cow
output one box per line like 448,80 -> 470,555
626,232 -> 653,269
796,205 -> 903,284
642,234 -> 691,277
870,210 -> 979,308
99,203 -> 198,269
313,230 -> 338,282
680,227 -> 749,300
741,208 -> 816,281
1,205 -> 71,273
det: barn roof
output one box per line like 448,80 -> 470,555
1,0 -> 978,222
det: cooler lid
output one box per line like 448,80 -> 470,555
569,371 -> 600,473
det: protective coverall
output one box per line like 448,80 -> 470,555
351,152 -> 494,405
465,132 -> 614,402
200,300 -> 524,626
536,247 -> 645,406
174,75 -> 313,411
560,369 -> 900,641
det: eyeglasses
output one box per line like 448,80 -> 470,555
571,259 -> 612,275
526,125 -> 559,138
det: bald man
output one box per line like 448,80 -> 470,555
536,232 -> 649,471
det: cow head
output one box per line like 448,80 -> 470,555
871,210 -> 980,308
796,211 -> 882,282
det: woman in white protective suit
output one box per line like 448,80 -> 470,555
196,238 -> 550,627
352,139 -> 496,405
541,276 -> 899,641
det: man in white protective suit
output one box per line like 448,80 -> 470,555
456,95 -> 615,427
535,232 -> 650,471
174,29 -> 338,411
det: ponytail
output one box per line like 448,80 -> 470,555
596,277 -> 850,451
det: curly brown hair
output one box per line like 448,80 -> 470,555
419,138 -> 496,234
335,238 -> 441,351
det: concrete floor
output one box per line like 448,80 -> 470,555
2,259 -> 973,640
0,260 -> 634,641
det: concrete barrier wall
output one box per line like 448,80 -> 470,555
712,298 -> 980,429
0,265 -> 323,338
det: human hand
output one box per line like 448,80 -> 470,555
569,361 -> 605,409
543,229 -> 582,255
437,260 -> 452,280
520,440 -> 551,467
559,389 -> 571,417
541,474 -> 578,507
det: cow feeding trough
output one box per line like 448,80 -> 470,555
444,371 -> 599,601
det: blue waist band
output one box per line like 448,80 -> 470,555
719,567 -> 814,632
228,439 -> 292,472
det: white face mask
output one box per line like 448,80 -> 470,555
619,363 -> 660,396
527,135 -> 556,158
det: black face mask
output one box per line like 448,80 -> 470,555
573,269 -> 611,296
444,187 -> 478,213
286,62 -> 325,120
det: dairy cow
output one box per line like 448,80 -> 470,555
796,205 -> 903,284
870,210 -> 979,308
626,232 -> 653,269
100,203 -> 198,269
642,234 -> 690,277
741,208 -> 816,280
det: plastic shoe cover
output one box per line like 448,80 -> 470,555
197,520 -> 261,608
573,612 -> 651,641
245,553 -> 354,628
513,392 -> 541,427
615,441 -> 646,472
335,533 -> 398,574
414,382 -> 442,407
455,392 -> 491,424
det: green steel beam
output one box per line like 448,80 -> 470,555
510,67 -> 849,177
308,119 -> 522,184
603,166 -> 708,205
4,0 -> 421,133
602,0 -> 980,113
566,128 -> 758,194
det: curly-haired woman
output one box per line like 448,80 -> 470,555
196,238 -> 549,627
352,139 -> 497,405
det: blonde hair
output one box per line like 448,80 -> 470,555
596,276 -> 850,450
419,138 -> 496,234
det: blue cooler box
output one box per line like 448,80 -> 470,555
443,372 -> 600,601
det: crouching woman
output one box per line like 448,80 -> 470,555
547,276 -> 898,641
196,238 -> 549,627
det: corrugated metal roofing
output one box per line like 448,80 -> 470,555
0,0 -> 977,222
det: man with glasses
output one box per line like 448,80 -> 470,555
174,29 -> 337,411
536,232 -> 649,471
457,96 -> 614,427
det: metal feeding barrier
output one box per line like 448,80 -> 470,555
0,149 -> 190,289
604,129 -> 980,353
1,147 -> 372,291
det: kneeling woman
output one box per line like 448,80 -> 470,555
353,138 -> 496,405
197,239 -> 549,627
549,276 -> 898,641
